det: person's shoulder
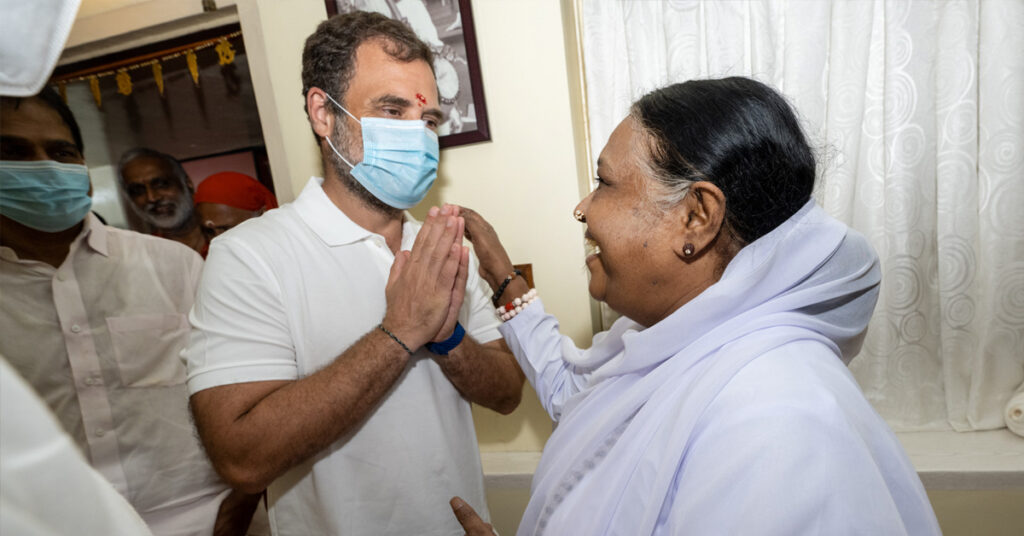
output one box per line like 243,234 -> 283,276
102,226 -> 203,294
105,225 -> 201,264
214,204 -> 304,250
677,342 -> 863,471
711,340 -> 867,427
205,205 -> 317,275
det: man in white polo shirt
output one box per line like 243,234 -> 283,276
184,12 -> 525,535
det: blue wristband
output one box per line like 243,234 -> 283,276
425,322 -> 465,355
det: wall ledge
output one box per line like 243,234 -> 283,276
482,429 -> 1024,491
482,451 -> 540,490
896,429 -> 1024,490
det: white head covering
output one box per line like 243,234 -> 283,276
0,0 -> 81,96
521,200 -> 882,535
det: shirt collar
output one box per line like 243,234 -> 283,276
82,212 -> 109,257
0,212 -> 108,263
295,177 -> 416,247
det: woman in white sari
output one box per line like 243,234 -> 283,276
451,77 -> 940,536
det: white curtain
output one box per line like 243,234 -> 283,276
578,0 -> 1024,432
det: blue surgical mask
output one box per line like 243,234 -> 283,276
323,92 -> 440,209
0,160 -> 92,232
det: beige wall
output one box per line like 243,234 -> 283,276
928,490 -> 1024,536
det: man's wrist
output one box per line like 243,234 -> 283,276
426,322 -> 465,355
378,323 -> 415,355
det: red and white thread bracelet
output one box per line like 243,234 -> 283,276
495,288 -> 538,322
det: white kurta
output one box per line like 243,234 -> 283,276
0,215 -> 229,535
500,202 -> 941,535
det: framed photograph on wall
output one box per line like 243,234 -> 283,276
325,0 -> 491,148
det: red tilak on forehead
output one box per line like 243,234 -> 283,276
415,93 -> 427,105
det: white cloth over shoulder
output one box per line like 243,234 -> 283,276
1,357 -> 151,535
0,0 -> 80,96
501,201 -> 941,535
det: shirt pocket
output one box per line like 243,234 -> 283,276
106,313 -> 189,387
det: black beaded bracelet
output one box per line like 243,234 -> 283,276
492,268 -> 523,307
378,324 -> 413,355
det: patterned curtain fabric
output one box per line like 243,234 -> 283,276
578,0 -> 1024,432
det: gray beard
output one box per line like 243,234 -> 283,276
130,193 -> 193,230
328,121 -> 401,217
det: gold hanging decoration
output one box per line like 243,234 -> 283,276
116,69 -> 132,96
51,30 -> 242,104
215,37 -> 236,66
89,76 -> 102,108
57,81 -> 68,104
185,49 -> 200,85
152,61 -> 165,95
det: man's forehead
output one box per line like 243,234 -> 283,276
0,97 -> 74,142
122,156 -> 174,179
348,41 -> 438,99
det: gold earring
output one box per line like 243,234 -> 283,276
574,209 -> 586,223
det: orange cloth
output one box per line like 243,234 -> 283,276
193,172 -> 278,211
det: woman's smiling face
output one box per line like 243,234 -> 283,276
576,118 -> 683,324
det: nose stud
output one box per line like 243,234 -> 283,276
573,209 -> 586,223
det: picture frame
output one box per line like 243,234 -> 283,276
325,0 -> 491,148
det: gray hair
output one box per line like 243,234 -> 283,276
116,147 -> 190,190
628,107 -> 699,213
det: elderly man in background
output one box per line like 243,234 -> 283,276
0,87 -> 258,535
118,147 -> 208,256
185,11 -> 524,536
193,171 -> 278,239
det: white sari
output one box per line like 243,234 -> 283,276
500,201 -> 940,535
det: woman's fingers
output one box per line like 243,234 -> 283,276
457,207 -> 515,289
449,497 -> 493,536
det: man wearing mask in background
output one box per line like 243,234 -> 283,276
118,147 -> 209,257
0,87 -> 258,535
185,12 -> 524,535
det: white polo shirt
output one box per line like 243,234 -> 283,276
186,177 -> 499,536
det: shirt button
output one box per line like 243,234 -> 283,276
85,377 -> 99,386
94,428 -> 106,437
56,273 -> 67,282
71,324 -> 82,333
